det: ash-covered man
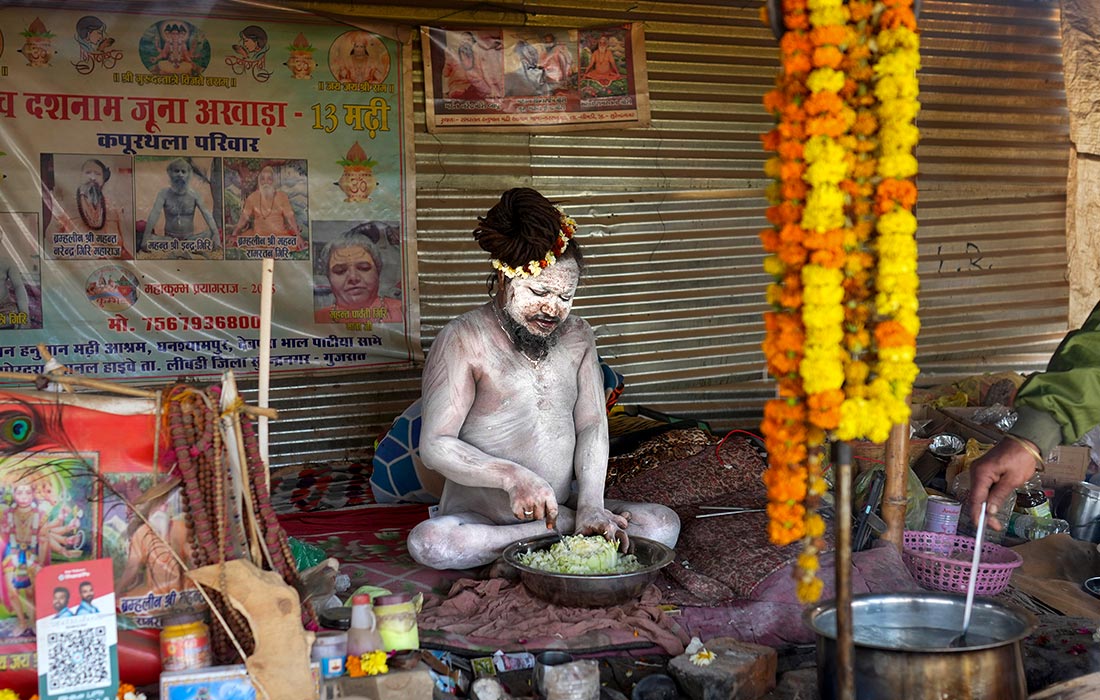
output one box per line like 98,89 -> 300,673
141,158 -> 220,252
406,188 -> 680,570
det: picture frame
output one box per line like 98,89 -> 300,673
160,665 -> 255,700
160,663 -> 322,700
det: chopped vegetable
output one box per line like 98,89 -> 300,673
516,534 -> 643,574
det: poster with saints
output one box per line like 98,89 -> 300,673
0,3 -> 422,382
420,22 -> 650,132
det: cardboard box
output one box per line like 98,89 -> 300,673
934,406 -> 1090,487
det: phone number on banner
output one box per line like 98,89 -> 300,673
143,315 -> 261,332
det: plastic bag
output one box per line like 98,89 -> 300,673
289,535 -> 328,571
853,463 -> 927,531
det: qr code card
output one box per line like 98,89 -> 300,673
35,559 -> 118,700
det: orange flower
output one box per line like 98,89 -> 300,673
874,319 -> 916,348
781,178 -> 809,201
807,389 -> 844,428
812,45 -> 844,69
778,139 -> 805,161
761,129 -> 782,151
810,25 -> 848,47
879,8 -> 917,30
804,91 -> 844,116
875,178 -> 918,212
783,52 -> 812,75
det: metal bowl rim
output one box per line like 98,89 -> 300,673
802,592 -> 1037,652
502,534 -> 675,581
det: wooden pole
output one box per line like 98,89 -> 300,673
881,403 -> 912,549
834,441 -> 855,700
258,258 -> 274,476
0,371 -> 277,419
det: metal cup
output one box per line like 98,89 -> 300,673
533,651 -> 574,696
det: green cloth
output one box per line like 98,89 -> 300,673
1012,300 -> 1100,458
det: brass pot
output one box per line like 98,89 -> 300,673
805,593 -> 1034,700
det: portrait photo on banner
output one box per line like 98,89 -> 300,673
311,219 -> 404,327
41,153 -> 136,262
133,155 -> 224,261
223,158 -> 310,261
0,212 -> 43,330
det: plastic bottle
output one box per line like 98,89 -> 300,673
1008,514 -> 1070,540
346,594 -> 383,657
951,469 -> 1016,543
1014,474 -> 1052,519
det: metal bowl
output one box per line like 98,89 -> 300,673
502,534 -> 675,608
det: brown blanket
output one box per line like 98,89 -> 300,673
417,578 -> 690,656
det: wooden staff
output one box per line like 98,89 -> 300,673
881,407 -> 911,549
258,258 -> 274,476
0,370 -> 278,420
834,440 -> 855,700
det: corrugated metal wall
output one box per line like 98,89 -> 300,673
248,0 -> 1069,468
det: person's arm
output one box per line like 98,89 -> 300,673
570,324 -> 629,546
193,191 -> 220,236
145,190 -> 166,234
7,265 -> 29,317
231,194 -> 254,235
419,320 -> 557,521
969,300 -> 1100,525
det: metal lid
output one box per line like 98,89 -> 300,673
319,606 -> 352,630
929,433 -> 965,457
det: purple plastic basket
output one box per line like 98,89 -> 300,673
901,530 -> 1023,596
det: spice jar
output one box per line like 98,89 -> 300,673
160,611 -> 211,671
373,592 -> 422,651
311,630 -> 348,679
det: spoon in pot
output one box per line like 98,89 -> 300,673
950,500 -> 987,648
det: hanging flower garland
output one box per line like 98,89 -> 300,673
760,0 -> 921,604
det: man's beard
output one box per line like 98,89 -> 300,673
259,183 -> 276,200
78,181 -> 104,208
501,309 -> 559,360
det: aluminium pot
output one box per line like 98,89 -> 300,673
805,592 -> 1035,700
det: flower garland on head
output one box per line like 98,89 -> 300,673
491,211 -> 577,279
760,0 -> 921,604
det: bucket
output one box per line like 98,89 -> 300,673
804,593 -> 1034,700
1064,481 -> 1100,542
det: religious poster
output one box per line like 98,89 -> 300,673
421,23 -> 650,132
35,558 -> 119,700
0,389 -> 170,695
0,3 -> 421,381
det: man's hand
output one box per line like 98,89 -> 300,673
967,437 -> 1040,530
507,468 -> 558,523
575,504 -> 632,552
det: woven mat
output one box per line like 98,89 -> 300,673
270,461 -> 376,514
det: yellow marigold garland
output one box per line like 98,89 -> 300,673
761,0 -> 921,604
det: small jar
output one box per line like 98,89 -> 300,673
373,593 -> 422,651
311,630 -> 348,679
160,612 -> 211,671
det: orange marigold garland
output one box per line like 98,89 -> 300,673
760,0 -> 921,604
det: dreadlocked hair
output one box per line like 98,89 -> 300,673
473,188 -> 565,268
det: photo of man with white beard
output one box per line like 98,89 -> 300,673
42,153 -> 134,260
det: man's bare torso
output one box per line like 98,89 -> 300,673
430,302 -> 597,522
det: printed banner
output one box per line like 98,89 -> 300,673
421,23 -> 649,132
0,390 -> 168,692
0,4 -> 421,381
